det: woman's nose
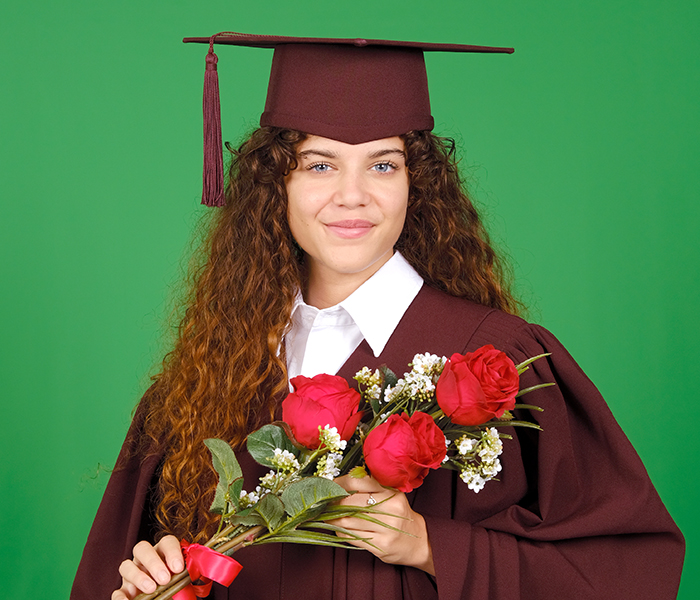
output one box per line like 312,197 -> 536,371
333,170 -> 369,208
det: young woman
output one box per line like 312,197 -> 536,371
72,34 -> 684,600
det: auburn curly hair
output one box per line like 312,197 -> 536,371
131,127 -> 520,542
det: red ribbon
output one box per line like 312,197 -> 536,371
173,540 -> 243,600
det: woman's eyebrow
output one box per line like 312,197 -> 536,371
297,149 -> 339,159
367,148 -> 406,160
297,147 -> 406,160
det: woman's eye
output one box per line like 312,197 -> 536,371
372,162 -> 397,173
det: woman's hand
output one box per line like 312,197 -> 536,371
331,474 -> 435,575
112,535 -> 185,600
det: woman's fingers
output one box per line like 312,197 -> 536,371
112,579 -> 141,600
113,535 -> 186,599
131,541 -> 172,586
153,535 -> 186,574
334,474 -> 395,510
134,536 -> 185,583
111,586 -> 130,600
118,558 -> 160,594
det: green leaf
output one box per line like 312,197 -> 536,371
254,493 -> 286,531
499,410 -> 514,421
482,419 -> 541,431
296,523 -> 380,548
348,465 -> 368,479
296,522 -> 365,538
381,365 -> 399,388
205,438 -> 244,513
441,426 -> 479,440
270,420 -> 308,451
515,383 -> 554,399
307,507 -> 361,521
230,478 -> 245,510
514,353 -> 551,373
513,402 -> 546,411
351,511 -> 412,534
275,504 -> 326,533
298,521 -> 394,548
307,502 -> 364,516
253,530 -> 369,549
439,460 -> 460,472
205,438 -> 243,487
311,503 -> 399,521
226,513 -> 266,528
281,477 -> 349,518
247,424 -> 299,468
254,535 -> 359,549
209,479 -> 228,515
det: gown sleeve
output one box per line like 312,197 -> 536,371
421,318 -> 685,599
70,402 -> 163,600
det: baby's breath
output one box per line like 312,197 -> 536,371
449,428 -> 505,493
260,470 -> 278,490
410,353 -> 446,377
366,383 -> 382,401
318,425 -> 347,452
384,384 -> 398,403
315,452 -> 343,480
481,459 -> 502,478
456,436 -> 478,456
479,428 -> 504,462
239,489 -> 260,508
382,353 -> 448,406
355,367 -> 382,395
459,465 -> 487,493
269,448 -> 300,473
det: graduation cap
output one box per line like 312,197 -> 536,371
183,32 -> 514,206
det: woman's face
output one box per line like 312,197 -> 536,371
285,135 -> 409,293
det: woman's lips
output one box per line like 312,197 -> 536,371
325,219 -> 374,239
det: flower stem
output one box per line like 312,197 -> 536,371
206,523 -> 235,548
214,524 -> 266,555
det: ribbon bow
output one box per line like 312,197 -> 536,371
173,540 -> 243,600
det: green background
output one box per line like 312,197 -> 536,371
1,0 -> 698,597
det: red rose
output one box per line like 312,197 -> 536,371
435,344 -> 519,426
282,374 -> 363,449
363,412 -> 446,493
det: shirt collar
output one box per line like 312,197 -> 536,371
290,252 -> 424,357
340,252 -> 423,357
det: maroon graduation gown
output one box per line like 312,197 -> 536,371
71,285 -> 684,599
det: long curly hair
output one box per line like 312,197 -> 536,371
133,127 -> 520,542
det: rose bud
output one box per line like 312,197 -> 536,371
435,344 -> 519,426
363,412 -> 446,493
282,374 -> 363,449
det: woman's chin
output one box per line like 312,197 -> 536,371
310,251 -> 394,282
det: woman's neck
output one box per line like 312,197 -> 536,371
305,253 -> 393,309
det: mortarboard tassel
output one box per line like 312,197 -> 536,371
202,35 -> 225,206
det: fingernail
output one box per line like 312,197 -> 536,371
143,579 -> 156,593
173,559 -> 184,572
158,570 -> 170,584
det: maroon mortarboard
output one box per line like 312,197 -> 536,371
183,32 -> 514,207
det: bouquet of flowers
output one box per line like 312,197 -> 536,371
136,345 -> 550,600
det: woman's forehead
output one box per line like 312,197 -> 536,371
296,135 -> 406,157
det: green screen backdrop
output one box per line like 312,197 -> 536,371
1,0 -> 698,597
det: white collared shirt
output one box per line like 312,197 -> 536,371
285,252 -> 424,379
